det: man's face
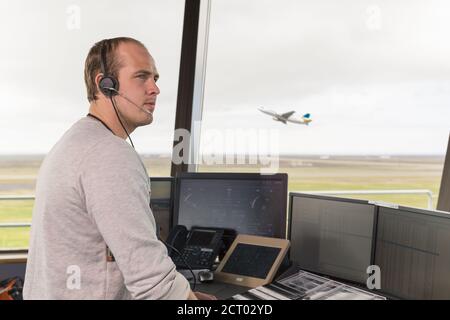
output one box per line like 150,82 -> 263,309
115,42 -> 160,127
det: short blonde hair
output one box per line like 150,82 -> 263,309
84,37 -> 147,102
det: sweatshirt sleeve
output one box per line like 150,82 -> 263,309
79,138 -> 190,300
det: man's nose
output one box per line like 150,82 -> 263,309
147,80 -> 160,96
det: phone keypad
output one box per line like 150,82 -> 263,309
173,246 -> 215,269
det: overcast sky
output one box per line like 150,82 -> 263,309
1,0 -> 449,155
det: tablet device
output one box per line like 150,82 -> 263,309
214,234 -> 290,288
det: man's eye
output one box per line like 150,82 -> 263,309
137,74 -> 147,80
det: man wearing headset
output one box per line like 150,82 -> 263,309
23,37 -> 214,300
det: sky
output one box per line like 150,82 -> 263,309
0,0 -> 449,156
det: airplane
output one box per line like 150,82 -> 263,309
258,107 -> 312,125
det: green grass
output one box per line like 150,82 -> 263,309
287,179 -> 440,209
0,227 -> 30,249
0,155 -> 445,250
0,200 -> 34,223
0,201 -> 34,249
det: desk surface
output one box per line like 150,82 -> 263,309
194,282 -> 250,300
193,263 -> 297,300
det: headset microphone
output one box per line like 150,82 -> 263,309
104,87 -> 153,116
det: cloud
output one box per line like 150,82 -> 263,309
0,0 -> 449,155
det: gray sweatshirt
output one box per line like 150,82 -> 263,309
23,116 -> 190,299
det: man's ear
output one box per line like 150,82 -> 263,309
95,73 -> 104,97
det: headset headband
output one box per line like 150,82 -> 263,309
100,41 -> 108,76
98,39 -> 119,97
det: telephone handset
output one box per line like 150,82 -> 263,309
165,225 -> 224,270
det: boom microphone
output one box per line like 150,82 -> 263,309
104,87 -> 153,115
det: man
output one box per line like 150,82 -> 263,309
23,37 -> 214,300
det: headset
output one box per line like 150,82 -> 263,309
97,40 -> 134,148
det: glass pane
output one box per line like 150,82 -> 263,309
0,1 -> 184,249
198,0 -> 448,209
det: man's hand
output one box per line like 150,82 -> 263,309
194,291 -> 217,300
187,290 -> 198,300
187,290 -> 217,300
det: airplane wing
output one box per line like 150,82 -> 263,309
281,111 -> 295,119
258,108 -> 276,116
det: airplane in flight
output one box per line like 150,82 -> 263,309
258,107 -> 312,125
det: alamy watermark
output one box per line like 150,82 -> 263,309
366,265 -> 381,290
66,265 -> 81,290
365,5 -> 382,31
172,122 -> 280,174
66,4 -> 81,30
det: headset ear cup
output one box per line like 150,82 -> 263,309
99,76 -> 119,97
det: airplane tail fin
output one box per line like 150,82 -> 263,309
302,113 -> 312,125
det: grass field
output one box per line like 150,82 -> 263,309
0,154 -> 444,250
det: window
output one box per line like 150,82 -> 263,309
0,1 -> 184,249
197,0 -> 449,209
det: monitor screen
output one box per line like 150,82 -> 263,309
151,178 -> 172,200
150,177 -> 173,241
174,173 -> 288,238
375,206 -> 450,299
289,193 -> 376,285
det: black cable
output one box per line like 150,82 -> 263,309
110,96 -> 135,149
109,95 -> 197,292
159,239 -> 197,291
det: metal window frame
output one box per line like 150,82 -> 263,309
171,0 -> 211,176
438,133 -> 450,212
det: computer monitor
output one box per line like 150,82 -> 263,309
375,206 -> 450,299
288,193 -> 377,285
173,173 -> 288,239
150,177 -> 174,241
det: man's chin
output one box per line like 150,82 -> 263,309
139,114 -> 153,126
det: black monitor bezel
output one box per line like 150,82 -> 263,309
287,192 -> 379,286
374,204 -> 450,300
150,176 -> 175,230
173,172 -> 289,239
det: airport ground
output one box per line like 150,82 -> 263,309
0,154 -> 444,249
